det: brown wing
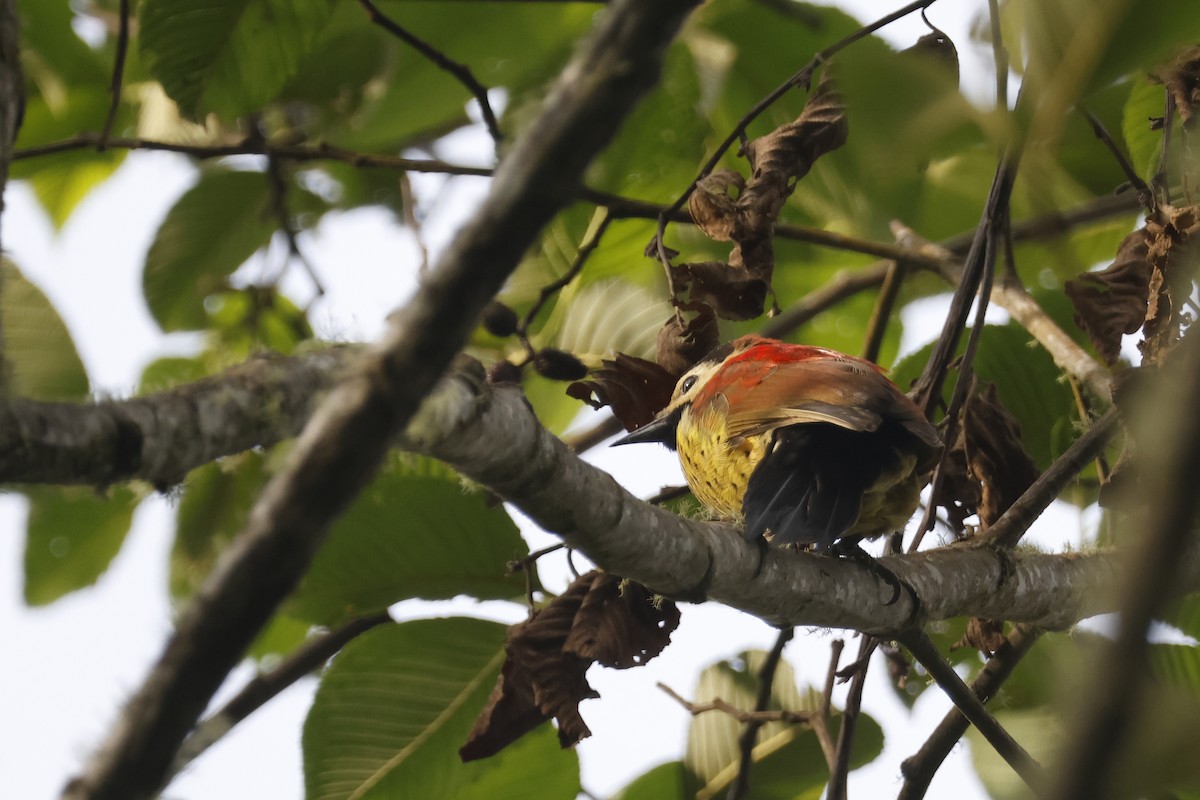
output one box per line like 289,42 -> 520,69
721,357 -> 904,438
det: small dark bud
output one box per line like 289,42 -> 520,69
481,301 -> 519,337
534,348 -> 589,381
487,360 -> 523,385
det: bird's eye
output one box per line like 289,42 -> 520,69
680,375 -> 698,393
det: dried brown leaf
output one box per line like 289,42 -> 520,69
656,302 -> 719,376
688,170 -> 744,242
1065,227 -> 1152,366
567,353 -> 677,430
1142,204 -> 1200,362
564,574 -> 680,669
1153,45 -> 1200,125
962,384 -> 1040,526
953,617 -> 1007,657
460,571 -> 679,761
672,260 -> 770,321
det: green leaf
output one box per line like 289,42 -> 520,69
18,2 -> 110,88
23,485 -> 139,605
13,89 -> 128,227
613,762 -> 686,800
303,618 -> 579,800
250,613 -> 313,662
172,452 -> 270,600
332,2 -> 591,150
291,457 -> 528,626
550,279 -> 669,364
143,169 -> 326,332
138,0 -> 337,120
1123,75 -> 1166,183
965,708 -> 1064,800
2,261 -> 89,400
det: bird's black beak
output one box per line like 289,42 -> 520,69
611,407 -> 682,449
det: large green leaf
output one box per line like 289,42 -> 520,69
23,485 -> 139,605
13,89 -> 128,227
142,169 -> 325,331
613,762 -> 687,800
330,1 -> 590,150
303,618 -> 579,800
1123,75 -> 1167,183
138,0 -> 337,120
1,262 -> 88,400
290,456 -> 528,626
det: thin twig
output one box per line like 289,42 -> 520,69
171,612 -> 393,774
898,624 -> 1044,800
761,263 -> 891,340
727,627 -> 795,800
263,143 -> 325,297
975,408 -> 1119,549
98,0 -> 130,149
509,542 -> 563,612
1078,105 -> 1154,211
861,260 -> 906,363
517,210 -> 613,350
1153,91 -> 1176,205
827,635 -> 876,800
986,0 -> 1008,110
898,628 -> 1044,792
656,681 -> 815,726
355,0 -> 502,148
815,639 -> 845,772
399,173 -> 431,274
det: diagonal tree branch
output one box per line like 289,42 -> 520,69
59,2 -> 700,798
899,624 -> 1044,800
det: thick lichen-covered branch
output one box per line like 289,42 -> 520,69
401,361 -> 1198,634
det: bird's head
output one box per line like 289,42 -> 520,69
610,336 -> 763,449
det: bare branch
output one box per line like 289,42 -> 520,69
396,360 -> 1196,633
899,624 -> 1043,800
656,681 -> 814,726
60,3 -> 700,798
171,612 -> 393,774
898,628 -> 1043,792
0,347 -> 356,486
728,627 -> 795,800
976,408 -> 1120,549
98,0 -> 130,149
828,635 -> 876,800
356,0 -> 503,147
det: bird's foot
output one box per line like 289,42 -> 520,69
673,549 -> 715,604
831,539 -> 917,612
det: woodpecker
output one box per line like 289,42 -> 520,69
614,335 -> 942,551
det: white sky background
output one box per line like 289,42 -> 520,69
0,2 -> 1105,798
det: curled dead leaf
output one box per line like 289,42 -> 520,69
953,617 -> 1007,657
656,302 -> 718,376
688,169 -> 745,242
1065,228 -> 1152,366
671,260 -> 770,321
1141,204 -> 1200,363
1153,45 -> 1200,126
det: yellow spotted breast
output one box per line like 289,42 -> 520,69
675,395 -> 768,519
